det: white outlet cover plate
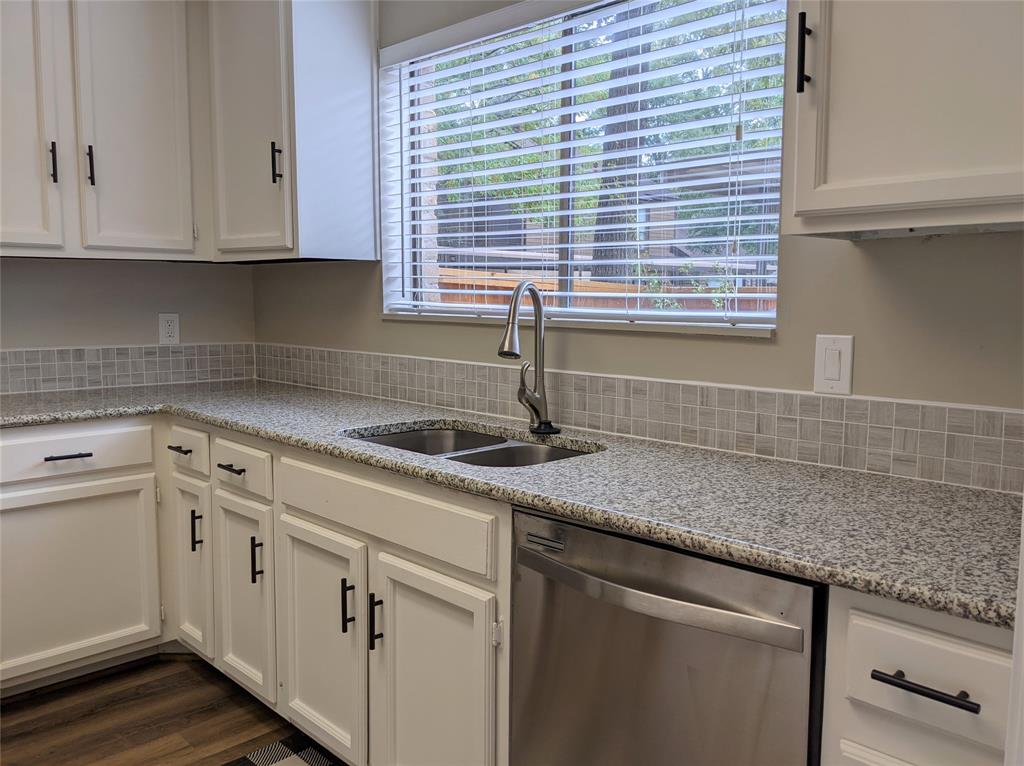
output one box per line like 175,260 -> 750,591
158,313 -> 180,345
814,334 -> 853,395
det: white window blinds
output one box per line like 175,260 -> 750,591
379,0 -> 785,328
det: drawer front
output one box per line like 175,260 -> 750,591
166,425 -> 210,476
279,457 -> 497,579
0,425 -> 153,484
845,610 -> 1011,750
212,438 -> 273,500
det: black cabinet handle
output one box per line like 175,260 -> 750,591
795,11 -> 813,93
44,451 -> 93,462
167,444 -> 193,456
250,536 -> 264,584
86,144 -> 96,185
870,669 -> 981,714
368,592 -> 383,650
49,140 -> 58,183
190,509 -> 203,551
217,462 -> 246,476
341,577 -> 356,634
270,140 -> 283,183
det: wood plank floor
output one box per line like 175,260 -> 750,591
0,657 -> 296,765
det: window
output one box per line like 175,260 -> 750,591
379,0 -> 785,328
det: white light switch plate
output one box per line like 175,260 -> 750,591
814,335 -> 853,394
158,313 -> 180,345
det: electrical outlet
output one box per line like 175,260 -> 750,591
158,313 -> 180,345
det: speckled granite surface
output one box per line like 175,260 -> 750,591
2,380 -> 1019,629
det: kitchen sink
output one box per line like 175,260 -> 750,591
357,428 -> 506,455
446,443 -> 586,467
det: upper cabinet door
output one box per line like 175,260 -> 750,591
71,0 -> 193,251
786,0 -> 1024,232
208,0 -> 293,252
1,0 -> 63,248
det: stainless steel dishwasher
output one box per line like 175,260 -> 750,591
511,511 -> 824,766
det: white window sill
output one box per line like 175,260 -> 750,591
381,312 -> 775,339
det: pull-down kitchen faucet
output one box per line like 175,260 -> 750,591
497,281 -> 560,434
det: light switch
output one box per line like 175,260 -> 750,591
814,335 -> 853,395
823,347 -> 841,381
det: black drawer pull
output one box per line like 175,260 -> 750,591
49,140 -> 58,183
368,592 -> 383,650
44,451 -> 93,462
341,577 -> 356,634
870,669 -> 981,714
217,462 -> 246,476
270,140 -> 283,183
190,509 -> 203,551
795,11 -> 813,93
167,444 -> 193,456
86,144 -> 96,185
250,536 -> 264,584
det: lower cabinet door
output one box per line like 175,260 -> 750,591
276,512 -> 368,765
172,472 -> 214,658
369,552 -> 497,766
0,474 -> 160,681
213,488 -> 276,703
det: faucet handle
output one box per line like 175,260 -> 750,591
518,360 -> 534,394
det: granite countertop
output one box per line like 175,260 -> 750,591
1,380 -> 1020,629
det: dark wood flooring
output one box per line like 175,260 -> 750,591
0,656 -> 295,765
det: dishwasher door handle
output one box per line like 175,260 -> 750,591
517,546 -> 804,653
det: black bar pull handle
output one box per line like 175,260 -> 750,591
250,536 -> 264,584
217,462 -> 246,476
341,577 -> 356,633
167,444 -> 193,456
190,509 -> 203,551
44,451 -> 93,462
870,669 -> 981,714
86,144 -> 96,185
49,140 -> 58,183
796,11 -> 812,93
270,140 -> 283,183
368,592 -> 383,650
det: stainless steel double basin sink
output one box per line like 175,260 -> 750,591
356,428 -> 590,467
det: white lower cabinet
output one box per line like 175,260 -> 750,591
0,473 -> 160,681
276,511 -> 368,766
172,471 -> 214,658
369,552 -> 497,766
213,488 -> 276,703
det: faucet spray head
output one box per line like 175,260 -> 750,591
497,321 -> 521,359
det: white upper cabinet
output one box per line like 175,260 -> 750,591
71,0 -> 193,252
208,0 -> 293,253
0,0 -> 63,248
783,0 -> 1024,238
209,0 -> 377,262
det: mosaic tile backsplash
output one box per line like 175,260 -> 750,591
0,343 -> 254,393
1,340 -> 1020,494
254,342 -> 1024,495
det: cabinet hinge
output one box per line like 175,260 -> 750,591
491,620 -> 503,647
160,604 -> 166,622
192,222 -> 199,240
155,484 -> 162,504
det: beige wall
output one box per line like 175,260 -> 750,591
1,258 -> 255,347
253,231 -> 1024,409
378,0 -> 521,47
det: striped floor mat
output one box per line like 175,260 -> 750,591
224,732 -> 343,766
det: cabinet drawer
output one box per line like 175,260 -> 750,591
166,425 -> 210,476
279,457 -> 497,579
845,610 -> 1011,750
212,438 -> 273,500
0,425 -> 153,484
